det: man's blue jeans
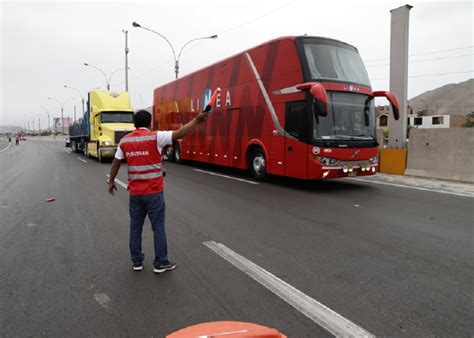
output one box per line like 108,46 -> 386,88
129,192 -> 168,267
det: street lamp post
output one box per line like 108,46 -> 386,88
84,63 -> 109,90
122,29 -> 129,91
83,63 -> 129,91
64,85 -> 85,116
40,106 -> 51,133
132,21 -> 217,79
48,97 -> 75,134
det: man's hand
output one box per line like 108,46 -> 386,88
108,182 -> 117,196
195,111 -> 209,123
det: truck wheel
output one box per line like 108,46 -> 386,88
98,147 -> 104,163
249,148 -> 267,180
164,146 -> 175,162
71,141 -> 77,153
174,143 -> 183,164
84,143 -> 90,158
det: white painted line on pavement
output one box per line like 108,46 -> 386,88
347,177 -> 473,198
106,175 -> 128,189
77,157 -> 87,163
194,169 -> 259,185
0,143 -> 12,153
203,241 -> 374,337
64,149 -> 72,154
93,292 -> 111,311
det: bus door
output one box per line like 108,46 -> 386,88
227,108 -> 242,168
284,101 -> 308,179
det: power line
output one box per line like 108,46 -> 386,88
127,2 -> 294,85
364,46 -> 474,63
218,1 -> 293,35
370,70 -> 474,81
366,53 -> 474,68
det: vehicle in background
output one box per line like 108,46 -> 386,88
68,90 -> 135,162
153,36 -> 399,180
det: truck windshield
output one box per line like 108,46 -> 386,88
313,92 -> 376,141
302,40 -> 370,86
101,111 -> 133,123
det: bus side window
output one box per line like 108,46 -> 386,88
285,101 -> 307,139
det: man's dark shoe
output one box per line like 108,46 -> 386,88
133,262 -> 143,271
154,261 -> 176,274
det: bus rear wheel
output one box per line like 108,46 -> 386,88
249,148 -> 266,180
164,145 -> 175,162
174,143 -> 183,164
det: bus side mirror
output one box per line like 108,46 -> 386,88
373,91 -> 400,120
296,82 -> 328,117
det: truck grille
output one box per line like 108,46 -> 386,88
115,131 -> 131,144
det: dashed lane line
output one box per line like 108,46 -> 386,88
106,175 -> 128,189
77,157 -> 87,163
194,169 -> 259,185
204,241 -> 374,337
0,142 -> 12,153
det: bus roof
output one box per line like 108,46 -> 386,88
154,35 -> 359,89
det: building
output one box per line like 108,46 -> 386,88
407,108 -> 465,129
376,105 -> 466,130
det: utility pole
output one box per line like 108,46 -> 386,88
74,105 -> 77,122
61,107 -> 64,134
48,113 -> 50,133
123,30 -> 129,91
38,117 -> 41,135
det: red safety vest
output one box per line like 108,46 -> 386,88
119,128 -> 164,196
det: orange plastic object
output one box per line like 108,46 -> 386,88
167,321 -> 287,338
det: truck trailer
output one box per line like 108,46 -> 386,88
69,90 -> 135,162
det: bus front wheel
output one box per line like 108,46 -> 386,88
249,148 -> 266,180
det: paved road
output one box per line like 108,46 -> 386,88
1,139 -> 472,336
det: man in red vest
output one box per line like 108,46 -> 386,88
107,109 -> 208,273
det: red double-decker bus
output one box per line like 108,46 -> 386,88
153,36 -> 399,180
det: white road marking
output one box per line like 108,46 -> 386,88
77,157 -> 87,163
27,223 -> 36,227
0,143 -> 12,153
204,241 -> 374,337
64,149 -> 72,154
198,330 -> 248,338
93,293 -> 111,311
347,177 -> 473,198
194,169 -> 259,185
106,175 -> 128,189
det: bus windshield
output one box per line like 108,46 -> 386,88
302,40 -> 370,86
313,92 -> 376,141
101,111 -> 133,123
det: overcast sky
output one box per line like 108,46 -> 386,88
0,0 -> 472,127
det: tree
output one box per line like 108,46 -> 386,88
461,112 -> 474,127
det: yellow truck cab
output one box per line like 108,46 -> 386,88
69,90 -> 135,162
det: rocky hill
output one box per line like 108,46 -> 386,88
409,78 -> 474,116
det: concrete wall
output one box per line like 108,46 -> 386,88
405,128 -> 474,183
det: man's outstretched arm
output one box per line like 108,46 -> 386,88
172,111 -> 208,142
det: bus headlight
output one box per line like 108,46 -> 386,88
318,157 -> 339,166
369,156 -> 378,163
101,140 -> 112,146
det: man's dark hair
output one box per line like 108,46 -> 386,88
134,110 -> 152,128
